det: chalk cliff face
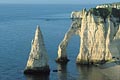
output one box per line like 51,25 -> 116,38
56,4 -> 120,64
24,25 -> 50,74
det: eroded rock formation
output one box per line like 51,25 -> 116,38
24,25 -> 50,74
56,4 -> 120,64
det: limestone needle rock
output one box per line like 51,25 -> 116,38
57,2 -> 120,64
24,25 -> 50,74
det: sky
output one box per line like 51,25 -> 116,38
0,0 -> 119,4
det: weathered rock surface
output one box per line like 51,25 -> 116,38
24,25 -> 50,74
56,3 -> 120,64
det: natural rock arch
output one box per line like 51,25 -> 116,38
56,8 -> 120,64
56,19 -> 81,63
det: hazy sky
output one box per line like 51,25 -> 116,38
0,0 -> 119,4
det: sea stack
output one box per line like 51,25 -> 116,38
56,2 -> 120,64
24,25 -> 50,74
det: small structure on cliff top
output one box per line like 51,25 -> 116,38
24,25 -> 50,74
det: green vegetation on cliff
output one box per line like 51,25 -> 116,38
89,8 -> 120,21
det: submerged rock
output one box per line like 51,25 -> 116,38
24,25 -> 50,74
56,3 -> 120,64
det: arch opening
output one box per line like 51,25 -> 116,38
67,35 -> 80,62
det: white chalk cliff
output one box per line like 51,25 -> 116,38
56,4 -> 120,64
24,25 -> 50,74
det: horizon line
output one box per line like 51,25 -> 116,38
0,3 -> 98,5
0,2 -> 119,5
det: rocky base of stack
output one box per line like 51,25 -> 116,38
24,66 -> 50,75
56,57 -> 70,63
76,59 -> 107,65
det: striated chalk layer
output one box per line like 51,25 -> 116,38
24,25 -> 50,74
56,4 -> 120,64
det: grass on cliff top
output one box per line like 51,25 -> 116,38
89,8 -> 120,21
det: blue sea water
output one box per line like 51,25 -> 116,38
0,4 -> 111,80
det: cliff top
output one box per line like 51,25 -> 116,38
89,2 -> 120,22
71,2 -> 120,22
96,2 -> 120,9
89,7 -> 120,19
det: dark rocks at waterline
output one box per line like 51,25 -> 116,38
55,57 -> 70,63
52,69 -> 62,72
25,73 -> 49,80
24,66 -> 50,75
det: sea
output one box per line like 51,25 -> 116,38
0,4 -> 112,80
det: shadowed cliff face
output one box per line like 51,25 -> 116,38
57,4 -> 120,64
